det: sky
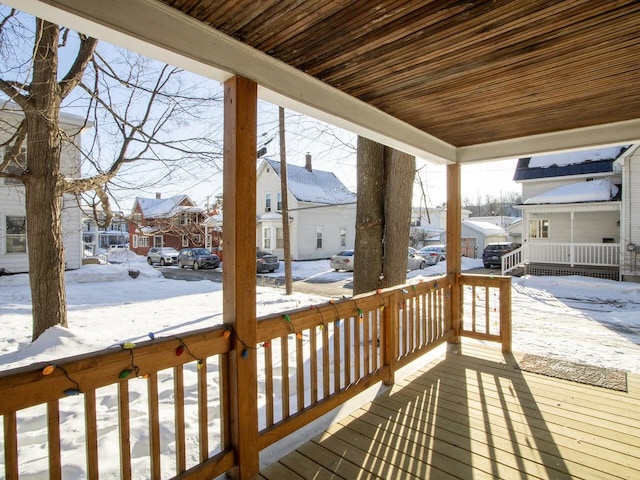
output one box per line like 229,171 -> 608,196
1,254 -> 639,478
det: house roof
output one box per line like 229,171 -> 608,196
262,158 -> 356,206
17,0 -> 640,164
462,220 -> 507,237
513,146 -> 631,182
134,195 -> 202,219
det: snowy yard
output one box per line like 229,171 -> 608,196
1,254 -> 639,373
1,255 -> 639,478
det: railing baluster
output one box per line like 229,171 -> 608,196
333,319 -> 341,392
84,390 -> 99,479
354,314 -> 361,380
363,311 -> 370,376
172,367 -> 186,474
296,332 -> 304,411
148,372 -> 161,479
281,335 -> 290,419
197,363 -> 208,463
47,400 -> 62,480
322,322 -> 330,397
344,317 -> 351,386
264,342 -> 274,427
310,326 -> 318,404
4,412 -> 18,480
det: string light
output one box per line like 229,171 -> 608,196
41,363 -> 82,395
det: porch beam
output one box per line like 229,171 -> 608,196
446,164 -> 462,343
223,76 -> 259,479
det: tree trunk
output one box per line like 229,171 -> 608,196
353,137 -> 415,295
353,137 -> 385,295
26,20 -> 68,340
381,148 -> 415,288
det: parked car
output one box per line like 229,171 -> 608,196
256,250 -> 279,273
330,249 -> 354,272
177,248 -> 220,270
482,242 -> 520,268
417,245 -> 447,266
407,251 -> 427,270
146,247 -> 179,266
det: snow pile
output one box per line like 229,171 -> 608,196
528,146 -> 628,169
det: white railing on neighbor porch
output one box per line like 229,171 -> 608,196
502,242 -> 620,275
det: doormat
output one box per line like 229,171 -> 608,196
517,354 -> 628,392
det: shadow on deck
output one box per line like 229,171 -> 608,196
257,341 -> 640,480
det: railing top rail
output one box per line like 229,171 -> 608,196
0,325 -> 231,415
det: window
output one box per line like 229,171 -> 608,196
276,227 -> 283,249
265,193 -> 271,212
5,216 -> 27,253
316,227 -> 323,249
154,235 -> 163,247
193,234 -> 201,245
277,192 -> 282,211
138,236 -> 149,247
182,235 -> 189,247
263,227 -> 271,249
529,219 -> 549,239
340,227 -> 347,247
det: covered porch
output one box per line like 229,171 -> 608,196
3,1 -> 640,479
259,341 -> 640,480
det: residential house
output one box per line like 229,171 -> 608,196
129,194 -> 208,256
410,206 -> 471,246
82,209 -> 129,257
0,106 -> 88,274
506,145 -> 635,280
257,155 -> 356,260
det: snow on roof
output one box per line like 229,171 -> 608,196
528,146 -> 628,169
523,178 -> 619,204
462,220 -> 506,236
263,158 -> 356,205
135,195 -> 201,219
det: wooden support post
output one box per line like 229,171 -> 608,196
446,164 -> 462,344
382,291 -> 398,386
223,76 -> 259,479
500,278 -> 513,353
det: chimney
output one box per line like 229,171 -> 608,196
305,152 -> 312,172
156,193 -> 161,199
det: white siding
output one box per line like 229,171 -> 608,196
0,110 -> 86,273
527,211 -> 619,244
621,148 -> 640,279
522,174 -> 622,202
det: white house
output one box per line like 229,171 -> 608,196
0,107 -> 88,274
410,206 -> 471,247
257,155 -> 357,260
505,145 -> 636,280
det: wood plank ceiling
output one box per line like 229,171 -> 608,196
160,0 -> 640,148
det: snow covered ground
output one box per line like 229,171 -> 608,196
1,253 -> 639,372
1,254 -> 639,478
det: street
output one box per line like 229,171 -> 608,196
155,264 -> 495,298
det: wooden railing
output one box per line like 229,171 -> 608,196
460,274 -> 512,353
0,274 -> 509,479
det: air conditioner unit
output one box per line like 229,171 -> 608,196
265,207 -> 271,212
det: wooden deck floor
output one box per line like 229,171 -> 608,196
256,342 -> 640,480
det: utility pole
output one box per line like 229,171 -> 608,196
279,107 -> 293,294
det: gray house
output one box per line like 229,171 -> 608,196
504,145 -> 638,280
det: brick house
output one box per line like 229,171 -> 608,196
129,194 -> 208,256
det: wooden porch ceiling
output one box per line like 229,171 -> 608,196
9,0 -> 640,163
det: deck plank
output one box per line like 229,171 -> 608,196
259,342 -> 640,480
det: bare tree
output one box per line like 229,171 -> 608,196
0,10 -> 222,340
